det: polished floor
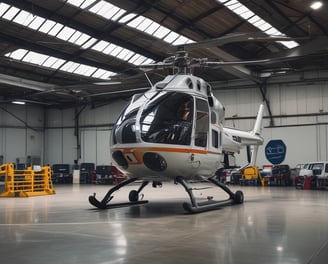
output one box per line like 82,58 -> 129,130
1,182 -> 328,264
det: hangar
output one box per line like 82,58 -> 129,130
0,0 -> 328,263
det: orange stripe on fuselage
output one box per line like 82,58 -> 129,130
111,146 -> 221,155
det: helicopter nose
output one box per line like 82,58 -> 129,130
143,152 -> 167,172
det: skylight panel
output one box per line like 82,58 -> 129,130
13,10 -> 34,26
103,43 -> 117,54
258,23 -> 271,32
128,54 -> 142,64
42,56 -> 60,68
217,0 -> 299,48
136,17 -> 153,32
110,46 -> 124,57
88,0 -> 126,21
50,58 -> 66,69
248,15 -> 261,25
238,10 -> 254,20
38,20 -> 57,34
164,31 -> 179,44
0,3 -> 10,17
74,64 -> 96,76
131,55 -> 149,65
142,58 -> 155,65
118,13 -> 137,23
92,40 -> 110,52
61,61 -> 80,73
229,2 -> 242,11
172,36 -> 195,46
24,51 -> 49,65
111,9 -> 126,21
67,0 -> 97,9
143,22 -> 160,35
28,16 -> 46,30
56,26 -> 76,41
81,37 -> 97,49
116,49 -> 134,60
92,68 -> 116,79
6,49 -> 28,60
73,32 -> 91,46
89,1 -> 106,15
2,6 -> 19,20
68,31 -> 82,43
48,22 -> 64,36
153,26 -> 171,39
6,49 -> 116,79
127,16 -> 145,28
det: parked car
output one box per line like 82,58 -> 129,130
296,162 -> 328,189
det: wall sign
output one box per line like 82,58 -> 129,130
265,139 -> 286,165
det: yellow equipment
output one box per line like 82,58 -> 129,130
241,166 -> 264,186
0,163 -> 56,197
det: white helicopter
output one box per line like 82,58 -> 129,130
88,33 -> 318,213
87,36 -> 269,213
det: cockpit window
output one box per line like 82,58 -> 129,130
141,92 -> 193,145
112,92 -> 154,144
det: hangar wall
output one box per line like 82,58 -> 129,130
0,104 -> 44,164
0,71 -> 327,169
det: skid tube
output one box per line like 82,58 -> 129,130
88,177 -> 149,209
175,176 -> 244,213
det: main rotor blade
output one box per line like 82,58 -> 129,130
177,32 -> 306,50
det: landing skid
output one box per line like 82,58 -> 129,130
175,176 -> 244,213
88,177 -> 149,209
88,176 -> 244,213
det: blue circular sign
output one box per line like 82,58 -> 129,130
265,139 -> 286,165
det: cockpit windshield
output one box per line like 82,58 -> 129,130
140,92 -> 193,145
112,91 -> 210,147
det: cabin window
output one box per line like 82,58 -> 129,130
112,108 -> 137,144
212,129 -> 220,148
211,111 -> 217,124
197,80 -> 201,91
186,78 -> 193,89
140,92 -> 193,145
195,99 -> 209,147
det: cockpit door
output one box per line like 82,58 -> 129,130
194,98 -> 209,148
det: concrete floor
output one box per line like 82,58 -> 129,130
1,182 -> 328,264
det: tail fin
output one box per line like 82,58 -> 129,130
249,104 -> 264,166
252,104 -> 264,136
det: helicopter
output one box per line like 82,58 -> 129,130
87,35 -> 270,213
88,33 -> 326,213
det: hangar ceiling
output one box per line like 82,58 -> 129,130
0,0 -> 327,108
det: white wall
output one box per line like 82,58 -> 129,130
44,98 -> 126,166
0,104 -> 43,164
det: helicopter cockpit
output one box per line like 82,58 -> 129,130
112,82 -> 211,148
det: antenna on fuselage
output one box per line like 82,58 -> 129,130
144,72 -> 153,87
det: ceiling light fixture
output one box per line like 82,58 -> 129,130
310,1 -> 323,10
12,101 -> 26,105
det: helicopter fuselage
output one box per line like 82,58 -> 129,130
111,74 -> 263,181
